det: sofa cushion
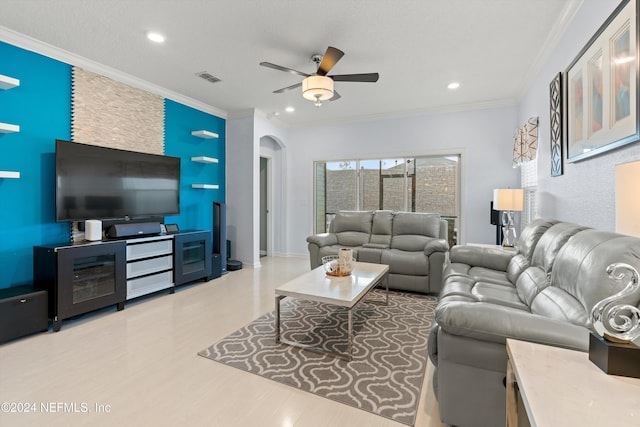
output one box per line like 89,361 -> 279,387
391,212 -> 441,251
440,275 -> 475,299
393,212 -> 441,237
506,254 -> 529,284
513,266 -> 549,307
369,210 -> 393,246
330,211 -> 373,247
516,218 -> 560,261
434,299 -> 590,349
529,222 -> 589,275
467,266 -> 511,286
471,282 -> 528,310
514,222 -> 588,306
530,286 -> 588,325
381,248 -> 429,275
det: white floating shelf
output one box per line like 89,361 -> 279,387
0,74 -> 20,90
191,184 -> 219,190
191,130 -> 219,139
191,156 -> 219,163
0,171 -> 20,179
0,123 -> 19,133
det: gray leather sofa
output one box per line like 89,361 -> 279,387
428,218 -> 640,427
306,210 -> 449,294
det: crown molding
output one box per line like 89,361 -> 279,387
0,26 -> 228,119
515,0 -> 584,100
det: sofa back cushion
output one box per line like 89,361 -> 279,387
514,222 -> 587,306
330,211 -> 373,246
391,212 -> 441,251
516,218 -> 560,261
531,230 -> 640,327
369,210 -> 393,246
529,222 -> 589,274
504,219 -> 559,285
506,254 -> 529,284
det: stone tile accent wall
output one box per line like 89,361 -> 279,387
71,67 -> 164,154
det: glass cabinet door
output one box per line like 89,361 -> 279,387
174,231 -> 212,286
57,241 -> 126,318
181,241 -> 206,275
72,253 -> 117,304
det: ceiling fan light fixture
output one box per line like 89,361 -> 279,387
302,76 -> 334,102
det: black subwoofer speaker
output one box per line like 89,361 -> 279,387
210,253 -> 222,279
0,286 -> 48,343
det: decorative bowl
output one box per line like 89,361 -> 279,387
322,255 -> 355,277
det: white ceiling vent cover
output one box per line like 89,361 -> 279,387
196,71 -> 221,84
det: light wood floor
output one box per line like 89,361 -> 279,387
0,256 -> 443,427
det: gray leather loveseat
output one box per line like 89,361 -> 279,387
428,218 -> 640,427
306,210 -> 449,294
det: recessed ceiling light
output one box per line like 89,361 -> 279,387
285,106 -> 295,113
147,32 -> 165,43
448,82 -> 460,90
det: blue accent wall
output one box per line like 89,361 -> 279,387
0,42 -> 225,290
163,99 -> 226,232
0,42 -> 71,289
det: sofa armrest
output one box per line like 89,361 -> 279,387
424,239 -> 449,256
435,300 -> 589,352
306,233 -> 337,247
449,245 -> 513,271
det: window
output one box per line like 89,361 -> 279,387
314,155 -> 460,246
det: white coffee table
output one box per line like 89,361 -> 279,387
275,261 -> 389,360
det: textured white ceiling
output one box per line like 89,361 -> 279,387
0,0 -> 581,126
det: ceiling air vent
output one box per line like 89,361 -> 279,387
196,71 -> 221,84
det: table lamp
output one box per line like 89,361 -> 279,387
492,188 -> 524,247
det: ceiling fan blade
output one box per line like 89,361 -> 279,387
273,82 -> 302,93
316,46 -> 345,76
329,90 -> 341,102
259,62 -> 310,78
330,73 -> 379,83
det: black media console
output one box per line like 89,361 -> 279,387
33,229 -> 211,332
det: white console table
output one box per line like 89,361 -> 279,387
506,339 -> 640,426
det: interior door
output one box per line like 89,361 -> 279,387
260,157 -> 268,257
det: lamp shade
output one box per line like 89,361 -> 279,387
616,160 -> 640,236
302,75 -> 334,101
493,188 -> 524,211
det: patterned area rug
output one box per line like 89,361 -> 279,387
198,289 -> 437,425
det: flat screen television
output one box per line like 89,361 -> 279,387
55,139 -> 180,222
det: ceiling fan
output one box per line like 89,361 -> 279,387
259,46 -> 379,107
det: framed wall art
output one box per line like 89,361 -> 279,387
550,72 -> 563,176
564,0 -> 639,162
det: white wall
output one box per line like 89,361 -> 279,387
284,106 -> 520,255
227,111 -> 292,266
226,115 -> 257,266
520,0 -> 640,230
